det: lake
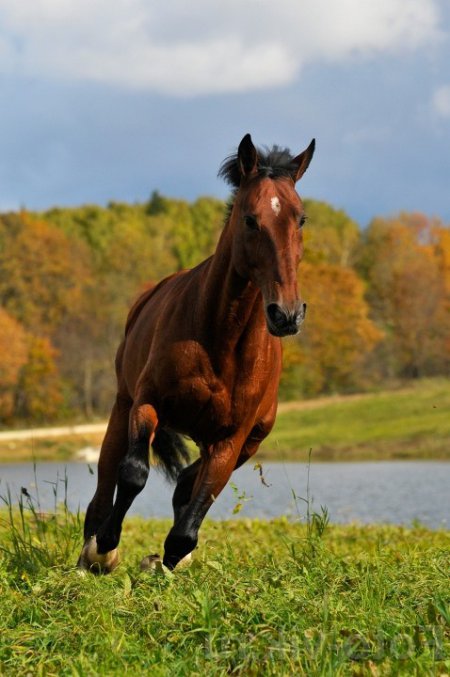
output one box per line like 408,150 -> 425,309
0,461 -> 448,529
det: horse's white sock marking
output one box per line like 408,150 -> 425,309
271,196 -> 281,216
79,535 -> 119,572
177,552 -> 192,568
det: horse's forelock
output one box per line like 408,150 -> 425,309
218,145 -> 297,188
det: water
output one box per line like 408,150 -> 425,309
0,461 -> 448,529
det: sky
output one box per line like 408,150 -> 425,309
0,0 -> 449,227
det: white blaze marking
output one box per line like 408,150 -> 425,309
271,196 -> 281,216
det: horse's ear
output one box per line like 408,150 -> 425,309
238,133 -> 258,179
292,139 -> 315,182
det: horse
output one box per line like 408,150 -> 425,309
77,133 -> 315,573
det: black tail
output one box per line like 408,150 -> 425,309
151,427 -> 190,482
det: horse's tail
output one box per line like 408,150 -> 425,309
151,427 -> 190,482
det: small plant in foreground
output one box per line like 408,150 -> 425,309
291,448 -> 330,555
0,463 -> 82,576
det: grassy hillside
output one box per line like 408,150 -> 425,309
263,378 -> 450,461
0,508 -> 448,675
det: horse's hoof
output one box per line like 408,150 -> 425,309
140,553 -> 163,572
77,536 -> 120,574
177,552 -> 192,568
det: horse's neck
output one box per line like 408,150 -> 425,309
200,225 -> 264,355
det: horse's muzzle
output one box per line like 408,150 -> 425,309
266,302 -> 307,337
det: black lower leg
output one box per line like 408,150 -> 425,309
164,486 -> 211,570
172,459 -> 201,522
84,497 -> 114,540
163,515 -> 201,570
96,435 -> 150,554
164,440 -> 239,569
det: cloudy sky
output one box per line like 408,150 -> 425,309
0,0 -> 449,226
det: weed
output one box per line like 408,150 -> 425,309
0,463 -> 82,576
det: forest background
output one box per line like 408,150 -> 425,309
0,194 -> 449,425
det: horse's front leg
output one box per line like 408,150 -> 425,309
78,402 -> 157,573
162,439 -> 242,570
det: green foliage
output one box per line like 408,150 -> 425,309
0,508 -> 448,675
0,197 -> 448,424
167,196 -> 225,269
303,199 -> 360,266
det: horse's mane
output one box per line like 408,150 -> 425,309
218,145 -> 297,188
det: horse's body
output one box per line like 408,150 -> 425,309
78,133 -> 315,572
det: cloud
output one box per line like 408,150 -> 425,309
432,85 -> 450,118
0,0 -> 443,95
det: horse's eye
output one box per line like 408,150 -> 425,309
299,215 -> 307,229
244,215 -> 259,230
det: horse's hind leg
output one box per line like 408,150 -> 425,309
78,402 -> 157,573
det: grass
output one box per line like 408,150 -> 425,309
262,377 -> 450,461
0,480 -> 448,675
0,378 -> 449,463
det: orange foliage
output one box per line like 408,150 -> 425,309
15,336 -> 63,421
360,214 -> 450,378
0,309 -> 28,420
0,211 -> 90,334
283,262 -> 382,395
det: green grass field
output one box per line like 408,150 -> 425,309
0,502 -> 448,675
263,378 -> 450,461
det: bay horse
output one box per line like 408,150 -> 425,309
78,133 -> 315,573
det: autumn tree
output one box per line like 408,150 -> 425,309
0,198 -> 447,423
0,309 -> 28,421
281,262 -> 382,397
356,213 -> 450,378
15,337 -> 63,421
0,211 -> 89,335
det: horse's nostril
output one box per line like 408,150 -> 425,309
302,302 -> 307,316
267,304 -> 286,326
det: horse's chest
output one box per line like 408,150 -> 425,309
154,341 -> 272,443
158,375 -> 233,442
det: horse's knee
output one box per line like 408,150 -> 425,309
116,402 -> 156,496
117,454 -> 149,496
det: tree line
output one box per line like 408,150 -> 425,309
0,192 -> 448,424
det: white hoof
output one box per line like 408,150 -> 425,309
78,536 -> 119,574
177,552 -> 193,568
140,553 -> 163,572
140,551 -> 192,572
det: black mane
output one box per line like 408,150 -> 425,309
218,145 -> 297,188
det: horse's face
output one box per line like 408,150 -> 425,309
231,134 -> 315,337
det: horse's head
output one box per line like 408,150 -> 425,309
220,134 -> 315,337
